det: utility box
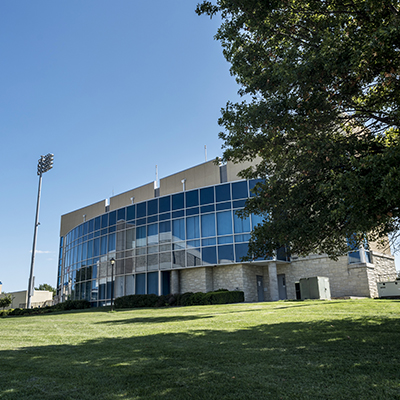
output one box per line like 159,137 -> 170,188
377,281 -> 400,298
299,277 -> 331,300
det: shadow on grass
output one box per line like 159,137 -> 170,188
1,317 -> 399,400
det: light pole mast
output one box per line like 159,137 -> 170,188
27,153 -> 53,309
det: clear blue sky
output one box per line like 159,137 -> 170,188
0,0 -> 243,292
1,1 -> 397,293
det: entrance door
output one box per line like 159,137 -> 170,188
256,275 -> 264,302
278,274 -> 287,300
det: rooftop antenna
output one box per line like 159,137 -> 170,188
204,145 -> 207,162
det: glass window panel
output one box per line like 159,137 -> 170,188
100,236 -> 108,255
93,238 -> 100,257
116,259 -> 124,275
216,202 -> 231,211
172,210 -> 184,219
117,208 -> 126,222
116,230 -> 125,251
159,196 -> 171,213
200,186 -> 214,205
95,216 -> 101,231
126,228 -> 135,250
83,222 -> 89,235
234,213 -> 251,233
136,218 -> 146,226
148,199 -> 158,216
187,248 -> 201,267
172,250 -> 185,268
88,241 -> 95,260
148,223 -> 158,244
82,242 -> 87,261
78,224 -> 84,238
201,205 -> 215,213
172,218 -> 185,242
186,190 -> 199,207
186,216 -> 200,240
148,254 -> 159,271
202,246 -> 217,265
216,183 -> 231,202
218,236 -> 233,244
127,205 -> 135,221
217,211 -> 233,235
202,238 -> 216,246
201,213 -> 216,237
232,181 -> 248,200
160,243 -> 171,252
125,258 -> 134,274
108,225 -> 116,233
186,207 -> 199,216
147,272 -> 158,294
159,221 -> 171,243
136,226 -> 147,247
348,251 -> 361,264
235,243 -> 249,262
101,214 -> 108,228
160,252 -> 172,269
137,202 -> 146,218
234,234 -> 251,243
147,215 -> 158,223
147,245 -> 159,254
187,240 -> 200,248
136,274 -> 146,294
233,200 -> 246,209
136,255 -> 146,271
218,245 -> 234,263
125,274 -> 134,295
88,219 -> 94,233
101,228 -> 107,236
159,212 -> 170,221
109,211 -> 116,226
172,193 -> 184,210
108,233 -> 116,252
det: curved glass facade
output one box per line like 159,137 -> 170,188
57,179 -> 282,306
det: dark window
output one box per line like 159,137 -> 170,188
216,183 -> 231,202
136,274 -> 146,294
235,243 -> 249,262
249,179 -> 263,197
232,181 -> 248,200
159,196 -> 171,213
200,187 -> 214,205
109,211 -> 116,226
117,208 -> 126,221
101,214 -> 108,229
186,207 -> 199,216
147,272 -> 158,295
88,219 -> 94,233
137,202 -> 146,218
202,247 -> 217,264
218,245 -> 234,263
148,199 -> 158,215
127,205 -> 135,221
172,193 -> 184,210
186,189 -> 199,207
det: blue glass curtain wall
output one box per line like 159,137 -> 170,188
59,179 -> 274,305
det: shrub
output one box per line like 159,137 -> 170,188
114,294 -> 159,309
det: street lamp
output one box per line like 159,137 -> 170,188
27,153 -> 54,309
110,258 -> 115,311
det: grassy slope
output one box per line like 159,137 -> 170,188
0,299 -> 399,400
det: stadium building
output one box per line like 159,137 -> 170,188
57,160 -> 396,305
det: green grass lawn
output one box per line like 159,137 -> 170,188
0,299 -> 399,399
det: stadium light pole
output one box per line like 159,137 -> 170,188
27,153 -> 54,309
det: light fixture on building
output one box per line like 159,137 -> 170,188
28,153 -> 54,309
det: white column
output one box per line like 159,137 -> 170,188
268,262 -> 279,301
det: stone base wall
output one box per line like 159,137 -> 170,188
175,253 -> 396,301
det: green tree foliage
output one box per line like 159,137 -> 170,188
196,0 -> 400,258
0,294 -> 12,310
35,283 -> 56,297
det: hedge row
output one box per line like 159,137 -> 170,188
3,299 -> 91,317
114,289 -> 244,309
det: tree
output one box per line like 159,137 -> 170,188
0,294 -> 12,310
35,283 -> 56,297
196,0 -> 400,259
